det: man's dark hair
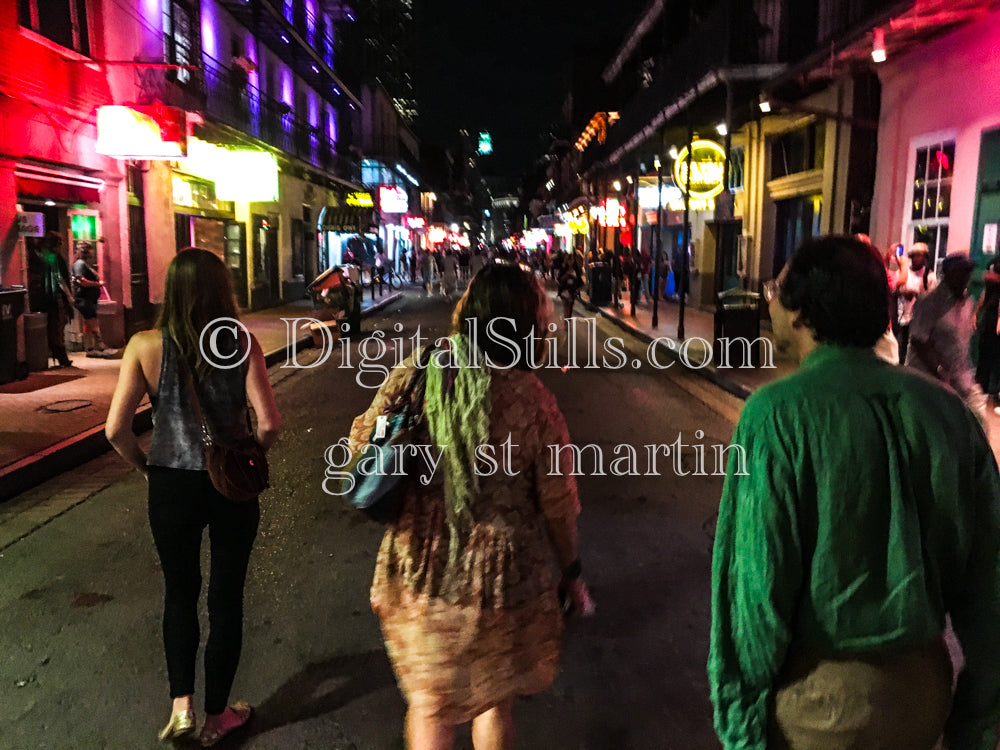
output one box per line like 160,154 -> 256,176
779,235 -> 890,348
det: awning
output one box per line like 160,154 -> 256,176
319,205 -> 363,234
15,163 -> 104,204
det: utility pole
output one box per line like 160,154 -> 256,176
652,152 -> 663,329
679,123 -> 693,342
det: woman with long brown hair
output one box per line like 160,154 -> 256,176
106,248 -> 281,746
349,262 -> 592,750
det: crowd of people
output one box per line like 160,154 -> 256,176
99,236 -> 1000,750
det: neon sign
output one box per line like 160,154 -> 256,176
96,105 -> 187,159
179,137 -> 278,202
346,192 -> 374,207
379,186 -> 409,213
673,139 -> 726,199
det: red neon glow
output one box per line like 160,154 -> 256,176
935,150 -> 950,172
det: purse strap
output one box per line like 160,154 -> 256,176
179,355 -> 214,447
400,344 -> 437,424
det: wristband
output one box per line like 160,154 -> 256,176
562,559 -> 582,580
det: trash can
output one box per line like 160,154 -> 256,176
714,289 -> 762,368
0,287 -> 26,384
587,262 -> 612,307
23,312 -> 49,372
97,299 -> 125,349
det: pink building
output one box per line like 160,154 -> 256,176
872,8 -> 1000,268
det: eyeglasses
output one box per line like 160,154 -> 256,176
762,278 -> 781,304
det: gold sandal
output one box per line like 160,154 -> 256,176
199,702 -> 252,747
157,709 -> 196,742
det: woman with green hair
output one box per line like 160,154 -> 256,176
348,263 -> 591,750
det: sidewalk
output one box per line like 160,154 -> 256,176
580,288 -> 1000,463
579,291 -> 796,399
0,291 -> 403,502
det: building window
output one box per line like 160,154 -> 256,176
163,0 -> 194,84
770,122 -> 825,180
728,146 -> 745,191
909,140 -> 955,268
19,0 -> 90,55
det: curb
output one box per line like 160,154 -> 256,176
582,299 -> 755,401
0,292 -> 405,502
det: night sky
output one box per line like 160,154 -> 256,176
414,0 -> 643,178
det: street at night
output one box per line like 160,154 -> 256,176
5,0 -> 1000,748
1,293 -> 741,748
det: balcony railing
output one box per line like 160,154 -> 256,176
201,54 -> 360,183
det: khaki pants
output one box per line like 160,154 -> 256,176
770,639 -> 953,750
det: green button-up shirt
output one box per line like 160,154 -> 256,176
709,344 -> 1000,750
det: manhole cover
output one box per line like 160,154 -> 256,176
40,400 -> 92,413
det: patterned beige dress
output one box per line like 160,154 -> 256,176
348,358 -> 580,723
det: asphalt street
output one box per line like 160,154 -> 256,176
0,292 -> 744,749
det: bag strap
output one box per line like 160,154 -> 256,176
401,344 -> 436,423
178,354 -> 214,447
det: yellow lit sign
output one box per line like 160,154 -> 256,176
568,216 -> 590,234
179,137 -> 278,201
673,139 -> 726,199
346,191 -> 374,207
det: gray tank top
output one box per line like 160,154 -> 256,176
148,332 -> 251,470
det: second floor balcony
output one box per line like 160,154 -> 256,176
202,54 -> 360,184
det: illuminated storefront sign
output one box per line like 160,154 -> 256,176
346,191 -> 374,207
568,216 -> 589,234
379,186 -> 409,213
96,105 -> 187,159
179,137 -> 278,201
673,139 -> 726,199
428,226 -> 448,244
405,216 -> 426,229
598,198 -> 626,228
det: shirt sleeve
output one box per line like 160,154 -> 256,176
533,390 -> 580,522
945,430 -> 1000,750
709,398 -> 803,750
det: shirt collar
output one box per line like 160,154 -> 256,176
799,343 -> 880,372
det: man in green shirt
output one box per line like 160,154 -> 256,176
709,235 -> 1000,750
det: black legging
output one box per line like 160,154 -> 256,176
148,466 -> 259,714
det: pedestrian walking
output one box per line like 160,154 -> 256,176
712,235 -> 1000,750
71,241 -> 108,356
105,248 -> 282,747
556,256 -> 585,319
27,230 -> 74,368
440,249 -> 459,298
906,253 -> 986,418
976,255 -> 1000,410
895,241 -> 935,362
348,263 -> 592,750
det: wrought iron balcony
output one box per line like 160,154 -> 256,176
201,53 -> 359,182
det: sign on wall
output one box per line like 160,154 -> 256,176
673,139 -> 726,199
17,212 -> 44,237
379,186 -> 409,214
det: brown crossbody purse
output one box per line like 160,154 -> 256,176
181,360 -> 269,502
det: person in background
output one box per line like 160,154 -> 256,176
27,230 -> 74,368
906,253 -> 986,418
105,248 -> 281,747
440,249 -> 460,299
421,251 -> 435,295
895,242 -> 936,363
975,254 -> 1000,412
711,235 -> 1000,750
638,247 -> 653,303
556,255 -> 585,319
71,241 -> 107,356
624,249 -> 641,318
349,264 -> 592,750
